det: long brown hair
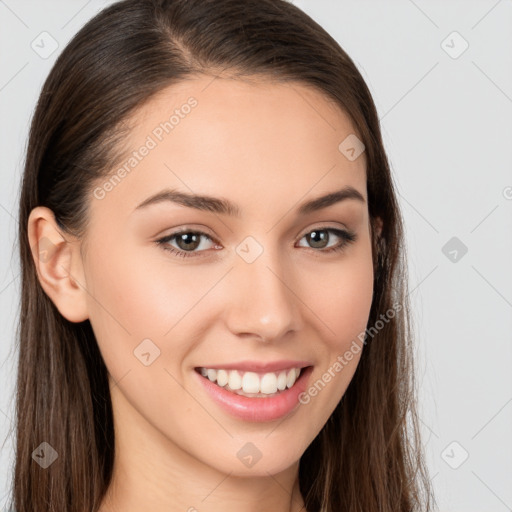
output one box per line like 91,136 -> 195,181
12,0 -> 435,510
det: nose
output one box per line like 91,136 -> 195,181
223,247 -> 303,343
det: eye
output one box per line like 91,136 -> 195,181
155,229 -> 219,258
297,227 -> 357,254
155,226 -> 357,259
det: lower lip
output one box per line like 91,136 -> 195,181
194,366 -> 314,422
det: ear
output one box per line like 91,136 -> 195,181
27,206 -> 89,323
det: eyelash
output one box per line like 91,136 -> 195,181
155,226 -> 357,259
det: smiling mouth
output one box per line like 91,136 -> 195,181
194,366 -> 312,398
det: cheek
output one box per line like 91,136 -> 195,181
85,238 -> 193,337
290,249 -> 374,443
302,243 -> 374,349
82,238 -> 170,372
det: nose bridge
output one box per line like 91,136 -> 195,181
224,238 -> 301,341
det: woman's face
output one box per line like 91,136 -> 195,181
80,76 -> 374,477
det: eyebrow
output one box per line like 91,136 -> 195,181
133,186 -> 365,217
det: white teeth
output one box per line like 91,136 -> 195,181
260,372 -> 278,394
242,372 -> 260,393
276,371 -> 287,391
286,369 -> 296,388
228,370 -> 242,390
216,369 -> 229,387
198,366 -> 303,395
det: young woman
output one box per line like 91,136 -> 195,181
13,0 -> 435,510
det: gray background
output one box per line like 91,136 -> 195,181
1,1 -> 511,510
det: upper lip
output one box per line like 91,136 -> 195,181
195,360 -> 313,373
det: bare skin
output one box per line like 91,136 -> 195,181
28,75 -> 378,512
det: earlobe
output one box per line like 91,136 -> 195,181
27,206 -> 89,323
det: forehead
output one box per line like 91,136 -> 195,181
93,75 -> 367,220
